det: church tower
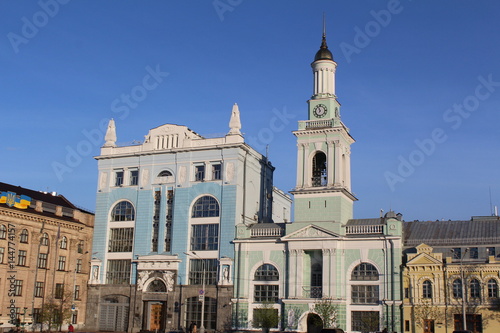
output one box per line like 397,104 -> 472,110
291,26 -> 356,227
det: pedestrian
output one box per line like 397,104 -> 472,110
189,322 -> 194,333
68,324 -> 74,333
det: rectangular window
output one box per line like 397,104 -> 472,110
14,280 -> 23,296
115,170 -> 124,186
404,287 -> 409,299
212,164 -> 222,180
58,256 -> 66,271
452,248 -> 462,259
38,253 -> 48,269
351,311 -> 380,333
191,224 -> 219,251
195,165 -> 205,181
470,247 -> 479,259
72,311 -> 78,325
106,259 -> 131,284
108,228 -> 134,252
76,259 -> 82,273
130,169 -> 139,186
188,258 -> 218,285
74,285 -> 80,300
55,283 -> 64,299
17,250 -> 27,266
33,308 -> 42,324
254,285 -> 279,303
0,247 -> 4,264
405,320 -> 410,331
487,247 -> 496,257
77,240 -> 84,254
35,282 -> 44,297
351,285 -> 379,304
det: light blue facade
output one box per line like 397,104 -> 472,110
87,118 -> 289,332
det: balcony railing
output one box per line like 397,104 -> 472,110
302,286 -> 322,298
251,226 -> 283,238
346,225 -> 383,235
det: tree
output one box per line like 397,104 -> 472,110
252,302 -> 280,333
38,289 -> 74,333
313,298 -> 338,328
413,300 -> 445,330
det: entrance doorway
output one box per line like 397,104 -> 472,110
423,319 -> 434,333
307,313 -> 322,333
150,303 -> 162,330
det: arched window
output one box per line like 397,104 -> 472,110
41,232 -> 49,246
470,279 -> 481,299
255,264 -> 279,281
0,225 -> 6,239
158,170 -> 172,177
146,279 -> 167,293
423,280 -> 432,298
60,236 -> 68,249
111,201 -> 135,221
452,279 -> 462,298
351,263 -> 379,281
312,152 -> 327,187
192,196 -> 219,218
488,279 -> 498,298
20,229 -> 29,243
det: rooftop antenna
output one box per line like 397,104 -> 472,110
323,12 -> 326,37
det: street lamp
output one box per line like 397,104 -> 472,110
451,248 -> 469,331
184,252 -> 206,333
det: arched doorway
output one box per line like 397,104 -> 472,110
307,313 -> 323,333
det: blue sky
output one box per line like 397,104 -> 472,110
1,0 -> 500,222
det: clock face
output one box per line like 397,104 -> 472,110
313,104 -> 327,118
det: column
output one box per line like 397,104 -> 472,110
327,141 -> 335,186
296,143 -> 305,188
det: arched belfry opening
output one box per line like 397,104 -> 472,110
312,152 -> 327,187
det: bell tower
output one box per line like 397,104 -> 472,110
291,25 -> 357,227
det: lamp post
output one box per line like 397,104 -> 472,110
184,252 -> 206,333
451,248 -> 469,331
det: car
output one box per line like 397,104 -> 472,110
320,329 -> 345,333
452,330 -> 472,333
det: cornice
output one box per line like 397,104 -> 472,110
0,207 -> 84,231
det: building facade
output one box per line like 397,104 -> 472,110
86,106 -> 291,332
0,182 -> 94,331
232,32 -> 403,333
403,218 -> 500,333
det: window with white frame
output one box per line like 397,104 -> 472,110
58,256 -> 66,271
488,279 -> 498,298
0,247 -> 4,264
106,259 -> 131,284
352,285 -> 379,304
0,225 -> 6,239
111,201 -> 135,221
191,224 -> 219,251
41,233 -> 49,246
20,229 -> 29,243
60,236 -> 67,249
130,169 -> 139,186
422,280 -> 433,299
254,264 -> 279,303
108,228 -> 134,252
17,250 -> 27,266
194,164 -> 205,181
35,282 -> 44,297
192,196 -> 219,218
211,163 -> 222,180
37,253 -> 48,269
470,279 -> 481,299
452,279 -> 462,298
115,170 -> 124,186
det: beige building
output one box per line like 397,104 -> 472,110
0,182 -> 94,331
403,218 -> 500,333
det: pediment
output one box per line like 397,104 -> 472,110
282,224 -> 340,240
407,252 -> 442,266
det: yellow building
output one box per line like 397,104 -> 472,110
0,182 -> 94,331
403,219 -> 500,333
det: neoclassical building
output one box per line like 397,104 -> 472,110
403,218 -> 500,333
232,31 -> 403,333
87,106 -> 291,332
0,182 -> 94,330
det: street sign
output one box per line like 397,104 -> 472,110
198,294 -> 204,302
199,289 -> 204,295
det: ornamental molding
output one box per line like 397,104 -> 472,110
0,207 -> 83,231
282,224 -> 340,240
